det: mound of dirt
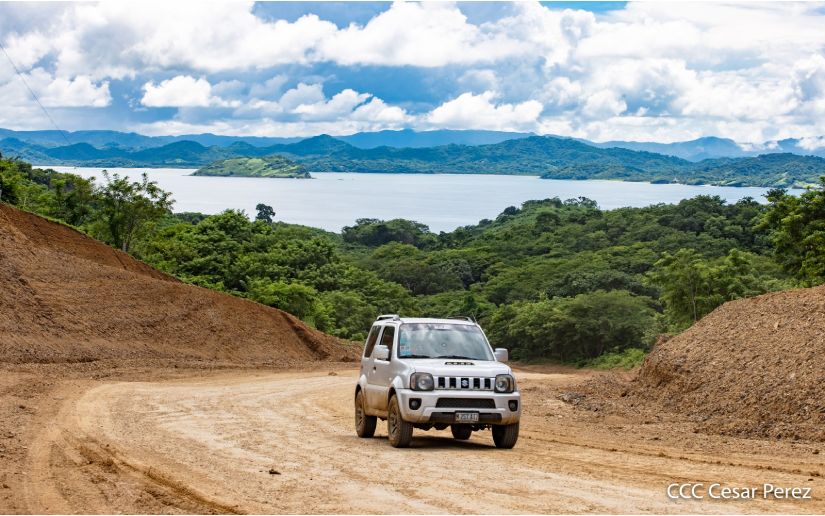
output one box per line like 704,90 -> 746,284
0,204 -> 358,364
630,286 -> 825,441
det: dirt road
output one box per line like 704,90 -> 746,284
6,367 -> 825,514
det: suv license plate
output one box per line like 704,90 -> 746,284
455,412 -> 479,423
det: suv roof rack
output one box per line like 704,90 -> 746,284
447,315 -> 476,322
376,314 -> 401,321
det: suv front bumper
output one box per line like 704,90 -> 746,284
395,388 -> 521,425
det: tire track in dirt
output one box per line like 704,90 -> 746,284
26,369 -> 821,514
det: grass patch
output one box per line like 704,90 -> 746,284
580,348 -> 647,370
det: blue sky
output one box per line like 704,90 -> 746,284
1,1 -> 824,148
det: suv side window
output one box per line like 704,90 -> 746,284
363,325 -> 381,357
379,325 -> 395,359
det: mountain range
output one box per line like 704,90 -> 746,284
0,128 -> 529,152
2,127 -> 824,160
590,136 -> 825,161
2,131 -> 825,188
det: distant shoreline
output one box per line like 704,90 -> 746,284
33,164 -> 814,189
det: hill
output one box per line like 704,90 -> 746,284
5,126 -> 825,158
593,136 -> 750,161
542,151 -> 825,188
598,136 -> 825,161
0,128 -> 300,150
4,133 -> 825,187
193,156 -> 310,178
629,285 -> 825,441
0,127 -> 530,151
336,128 -> 533,148
275,135 -> 690,175
0,203 -> 355,364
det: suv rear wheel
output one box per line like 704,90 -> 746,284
492,423 -> 519,449
387,395 -> 413,448
355,390 -> 376,438
451,425 -> 472,440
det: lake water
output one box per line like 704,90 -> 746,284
49,167 -> 773,233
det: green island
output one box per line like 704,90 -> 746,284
192,156 -> 310,178
2,154 -> 824,367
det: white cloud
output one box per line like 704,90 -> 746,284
1,68 -> 111,108
425,91 -> 543,131
459,69 -> 499,92
2,31 -> 52,70
4,1 -> 825,142
134,115 -> 409,138
0,69 -> 110,130
277,83 -> 326,112
798,136 -> 825,151
38,74 -> 111,108
61,3 -> 338,75
142,82 -> 412,136
352,98 -> 410,124
317,2 -> 524,67
141,76 -> 237,108
791,54 -> 825,116
248,75 -> 288,100
582,90 -> 626,119
294,89 -> 371,120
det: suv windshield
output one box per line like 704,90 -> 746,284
398,323 -> 494,361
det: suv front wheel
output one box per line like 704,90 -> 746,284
387,395 -> 413,448
355,390 -> 376,438
492,423 -> 519,449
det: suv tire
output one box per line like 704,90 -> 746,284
387,395 -> 413,448
355,390 -> 376,438
492,423 -> 519,449
451,425 -> 472,440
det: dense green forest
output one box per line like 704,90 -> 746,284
3,155 -> 823,366
4,134 -> 825,188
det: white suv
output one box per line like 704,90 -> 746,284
354,315 -> 521,448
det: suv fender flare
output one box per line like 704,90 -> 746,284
387,375 -> 407,405
355,374 -> 368,397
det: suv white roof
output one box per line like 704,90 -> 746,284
376,316 -> 476,326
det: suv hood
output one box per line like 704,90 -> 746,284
410,359 -> 512,377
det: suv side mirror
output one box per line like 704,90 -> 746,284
373,344 -> 390,361
494,348 -> 509,362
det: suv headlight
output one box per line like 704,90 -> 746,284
410,372 -> 434,391
494,374 -> 515,393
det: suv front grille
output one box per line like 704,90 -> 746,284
435,376 -> 493,390
435,398 -> 496,409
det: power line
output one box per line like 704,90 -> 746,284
0,39 -> 72,147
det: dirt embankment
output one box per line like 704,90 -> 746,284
0,203 -> 359,513
0,203 -> 358,365
586,286 -> 825,442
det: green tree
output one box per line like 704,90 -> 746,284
364,243 -> 463,295
246,279 -> 322,324
759,181 -> 825,285
649,248 -> 779,329
342,218 -> 436,248
0,159 -> 50,212
255,203 -> 275,223
51,174 -> 96,226
317,290 -> 377,341
485,291 -> 655,361
648,248 -> 714,328
90,171 -> 173,252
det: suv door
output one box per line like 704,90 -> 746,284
365,325 -> 395,413
361,324 -> 380,370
